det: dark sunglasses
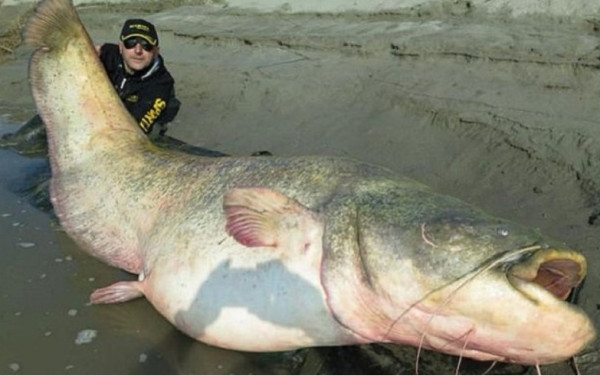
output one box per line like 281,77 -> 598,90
123,37 -> 154,52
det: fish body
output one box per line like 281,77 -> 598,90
26,0 -> 595,365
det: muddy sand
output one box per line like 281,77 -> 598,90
0,0 -> 599,374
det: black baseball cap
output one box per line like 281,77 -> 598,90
120,19 -> 159,46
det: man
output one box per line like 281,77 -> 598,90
97,18 -> 180,136
2,18 -> 180,150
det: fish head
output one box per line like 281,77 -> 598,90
425,245 -> 595,365
322,180 -> 596,365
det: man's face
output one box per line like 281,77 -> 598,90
119,37 -> 159,73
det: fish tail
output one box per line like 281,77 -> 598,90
25,0 -> 83,50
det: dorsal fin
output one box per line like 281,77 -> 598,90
223,187 -> 321,251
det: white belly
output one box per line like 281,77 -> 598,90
142,244 -> 359,351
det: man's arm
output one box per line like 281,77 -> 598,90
136,84 -> 180,134
138,95 -> 168,133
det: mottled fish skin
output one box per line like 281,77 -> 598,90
26,0 -> 595,365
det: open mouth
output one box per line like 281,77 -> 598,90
507,248 -> 587,302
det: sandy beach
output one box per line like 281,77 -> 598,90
0,0 -> 599,374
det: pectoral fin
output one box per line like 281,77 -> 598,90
223,187 -> 321,254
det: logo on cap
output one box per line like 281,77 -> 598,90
130,24 -> 150,32
120,19 -> 158,46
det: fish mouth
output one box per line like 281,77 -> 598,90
506,247 -> 587,302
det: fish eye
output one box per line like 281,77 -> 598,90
498,228 -> 509,237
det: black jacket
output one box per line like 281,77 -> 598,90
99,43 -> 180,134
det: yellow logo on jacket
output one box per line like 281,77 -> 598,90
139,98 -> 167,132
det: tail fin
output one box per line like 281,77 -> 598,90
25,0 -> 84,50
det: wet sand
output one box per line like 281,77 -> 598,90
1,0 -> 599,374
